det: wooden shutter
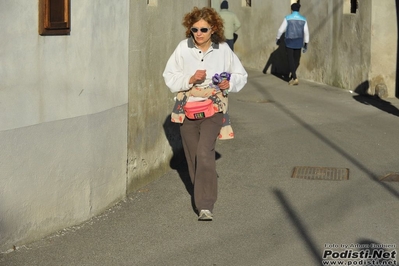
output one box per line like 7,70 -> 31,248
39,0 -> 71,35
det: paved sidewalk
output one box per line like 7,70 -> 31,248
1,69 -> 399,266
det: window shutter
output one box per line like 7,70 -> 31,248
39,0 -> 71,35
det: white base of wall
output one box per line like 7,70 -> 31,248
0,104 -> 128,252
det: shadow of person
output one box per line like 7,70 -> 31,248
162,115 -> 191,192
263,35 -> 291,81
353,81 -> 399,117
162,115 -> 222,213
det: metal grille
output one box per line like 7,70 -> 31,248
292,166 -> 349,181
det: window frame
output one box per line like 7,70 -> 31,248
241,0 -> 252,7
350,0 -> 358,14
344,0 -> 358,14
39,0 -> 71,36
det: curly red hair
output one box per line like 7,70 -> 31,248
182,7 -> 226,44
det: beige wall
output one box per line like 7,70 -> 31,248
0,0 -> 129,252
234,0 -> 396,97
0,105 -> 127,252
369,1 -> 397,97
126,0 -> 210,191
1,0 -> 397,254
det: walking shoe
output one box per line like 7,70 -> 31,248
198,210 -> 213,221
288,78 -> 299,85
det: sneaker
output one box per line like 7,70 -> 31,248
198,210 -> 213,221
289,78 -> 299,85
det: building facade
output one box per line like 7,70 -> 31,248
231,0 -> 397,98
0,0 -> 396,252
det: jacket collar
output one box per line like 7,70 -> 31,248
187,37 -> 219,49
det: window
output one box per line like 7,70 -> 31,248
350,0 -> 358,14
39,0 -> 71,35
242,0 -> 251,7
344,0 -> 358,14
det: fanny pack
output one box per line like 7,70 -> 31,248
183,99 -> 215,119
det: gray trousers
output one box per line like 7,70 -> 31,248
180,112 -> 223,212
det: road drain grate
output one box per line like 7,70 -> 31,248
292,166 -> 349,181
380,173 -> 399,182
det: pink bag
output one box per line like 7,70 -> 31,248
183,99 -> 215,119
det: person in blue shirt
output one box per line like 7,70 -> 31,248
276,3 -> 309,85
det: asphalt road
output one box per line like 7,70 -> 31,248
1,69 -> 399,266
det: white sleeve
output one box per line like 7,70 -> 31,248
163,45 -> 193,93
304,21 -> 309,43
276,19 -> 287,39
227,52 -> 248,93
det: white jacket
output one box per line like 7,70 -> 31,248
163,38 -> 247,94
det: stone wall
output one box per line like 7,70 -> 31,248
0,0 -> 396,254
126,0 -> 210,191
0,0 -> 129,252
232,0 -> 396,97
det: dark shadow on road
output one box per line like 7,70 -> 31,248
273,189 -> 322,265
162,115 -> 193,209
353,95 -> 399,117
353,80 -> 370,95
263,35 -> 291,81
250,79 -> 399,199
357,239 -> 396,265
353,80 -> 399,116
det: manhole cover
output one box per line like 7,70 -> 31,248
380,173 -> 399,182
292,166 -> 349,181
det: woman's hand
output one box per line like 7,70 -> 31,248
189,70 -> 207,85
218,79 -> 230,90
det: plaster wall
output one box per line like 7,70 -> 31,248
0,0 -> 129,252
127,0 -> 209,191
232,0 -> 396,97
369,1 -> 397,97
1,0 -> 397,254
310,0 -> 373,92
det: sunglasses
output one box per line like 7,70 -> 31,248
190,27 -> 212,33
